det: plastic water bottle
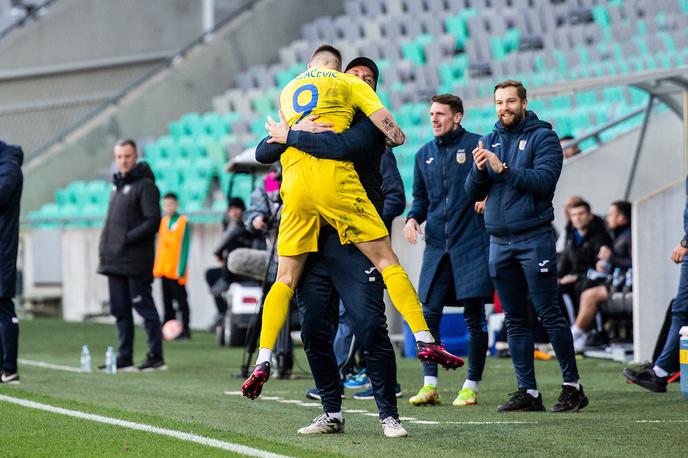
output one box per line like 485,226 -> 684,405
680,326 -> 688,400
586,268 -> 608,281
105,346 -> 117,375
80,345 -> 91,373
612,267 -> 623,289
624,268 -> 633,289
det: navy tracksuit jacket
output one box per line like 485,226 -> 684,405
465,110 -> 579,389
407,126 -> 492,380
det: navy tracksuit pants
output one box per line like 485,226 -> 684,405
655,258 -> 688,373
107,275 -> 163,362
0,297 -> 19,373
489,230 -> 579,389
297,230 -> 398,420
422,255 -> 488,381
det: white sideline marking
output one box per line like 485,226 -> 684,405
0,394 -> 290,458
19,359 -> 83,373
445,421 -> 537,425
297,402 -> 321,407
635,420 -> 688,424
223,393 -> 538,427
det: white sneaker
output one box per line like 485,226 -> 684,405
1,372 -> 20,384
380,416 -> 408,438
297,413 -> 345,435
573,332 -> 588,353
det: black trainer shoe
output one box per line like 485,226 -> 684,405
551,385 -> 589,412
97,358 -> 137,372
137,353 -> 167,372
1,371 -> 20,384
584,330 -> 609,349
623,364 -> 668,393
497,389 -> 545,412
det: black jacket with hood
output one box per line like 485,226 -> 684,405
0,141 -> 23,297
98,162 -> 160,278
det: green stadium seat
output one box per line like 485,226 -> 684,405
157,136 -> 180,158
592,6 -> 610,28
222,111 -> 243,125
178,136 -> 200,159
202,112 -> 230,140
180,112 -> 204,136
252,92 -> 275,115
143,142 -> 163,162
168,120 -> 185,138
250,117 -> 267,136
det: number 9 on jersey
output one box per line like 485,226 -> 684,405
292,84 -> 319,122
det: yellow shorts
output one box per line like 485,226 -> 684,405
277,156 -> 389,256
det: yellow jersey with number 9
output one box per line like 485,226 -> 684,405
279,67 -> 384,169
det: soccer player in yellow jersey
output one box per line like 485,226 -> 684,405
242,45 -> 464,400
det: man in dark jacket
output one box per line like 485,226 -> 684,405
0,141 -> 23,384
572,200 -> 631,350
557,199 -> 612,312
252,57 -> 409,438
205,197 -> 256,328
98,139 -> 165,371
465,80 -> 587,413
404,94 -> 492,407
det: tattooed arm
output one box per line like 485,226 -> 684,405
368,108 -> 406,147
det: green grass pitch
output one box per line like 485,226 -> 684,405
1,319 -> 686,457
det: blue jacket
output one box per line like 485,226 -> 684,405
407,126 -> 492,302
465,111 -> 563,238
0,141 -> 23,298
255,115 -> 405,229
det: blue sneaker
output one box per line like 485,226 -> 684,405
344,369 -> 370,389
305,386 -> 345,400
352,384 -> 402,400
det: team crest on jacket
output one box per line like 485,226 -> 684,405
518,140 -> 527,151
456,149 -> 466,164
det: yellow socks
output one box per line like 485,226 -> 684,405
258,281 -> 294,353
381,264 -> 430,334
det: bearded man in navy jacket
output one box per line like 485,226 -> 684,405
465,80 -> 588,413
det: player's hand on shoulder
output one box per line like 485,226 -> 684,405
265,111 -> 290,144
